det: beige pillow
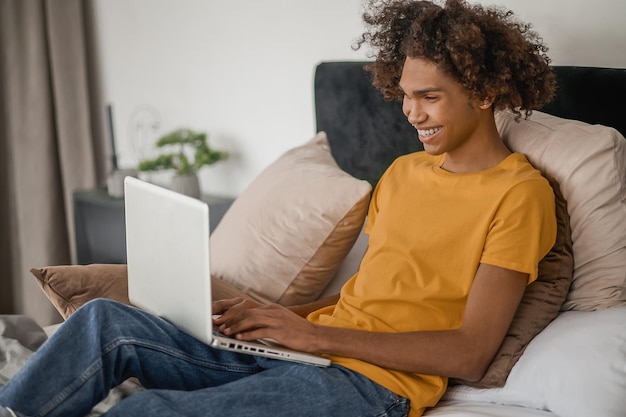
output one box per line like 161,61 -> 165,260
30,264 -> 249,320
496,110 -> 626,311
210,132 -> 372,306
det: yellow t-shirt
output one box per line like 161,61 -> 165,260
308,152 -> 556,416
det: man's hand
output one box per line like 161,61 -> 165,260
212,297 -> 263,317
212,298 -> 322,353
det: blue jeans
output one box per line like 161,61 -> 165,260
0,299 -> 409,417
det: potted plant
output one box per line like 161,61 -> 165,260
137,128 -> 228,198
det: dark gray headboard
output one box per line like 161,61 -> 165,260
314,62 -> 626,188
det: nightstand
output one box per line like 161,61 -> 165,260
73,188 -> 234,265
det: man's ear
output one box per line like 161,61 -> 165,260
479,97 -> 494,109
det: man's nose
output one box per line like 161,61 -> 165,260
406,103 -> 427,126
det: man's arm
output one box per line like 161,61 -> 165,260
214,263 -> 527,381
288,294 -> 340,317
314,264 -> 527,380
212,294 -> 339,318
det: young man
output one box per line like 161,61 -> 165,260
0,1 -> 557,416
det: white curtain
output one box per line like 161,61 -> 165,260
0,0 -> 108,326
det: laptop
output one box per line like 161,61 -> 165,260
124,176 -> 330,367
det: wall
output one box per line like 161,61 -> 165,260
93,0 -> 626,197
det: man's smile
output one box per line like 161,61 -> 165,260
416,126 -> 443,142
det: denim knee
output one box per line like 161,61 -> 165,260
62,299 -> 146,344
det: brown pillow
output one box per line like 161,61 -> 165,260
30,264 -> 249,320
30,264 -> 130,319
453,177 -> 573,388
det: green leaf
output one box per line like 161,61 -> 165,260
136,128 -> 228,174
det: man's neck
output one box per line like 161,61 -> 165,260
440,120 -> 511,174
440,144 -> 511,173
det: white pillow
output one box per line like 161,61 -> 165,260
210,132 -> 371,306
496,110 -> 626,311
443,306 -> 626,417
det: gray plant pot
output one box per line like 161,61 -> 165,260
170,173 -> 200,198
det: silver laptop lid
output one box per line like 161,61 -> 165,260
124,176 -> 330,367
124,176 -> 213,344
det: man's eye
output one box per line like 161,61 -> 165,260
425,95 -> 438,101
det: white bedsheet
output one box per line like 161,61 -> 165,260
425,400 -> 556,417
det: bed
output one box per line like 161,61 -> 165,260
2,61 -> 625,416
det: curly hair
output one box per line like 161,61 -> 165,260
354,0 -> 556,118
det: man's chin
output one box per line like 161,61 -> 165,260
421,144 -> 444,156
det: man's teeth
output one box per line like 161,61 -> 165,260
418,127 -> 442,137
